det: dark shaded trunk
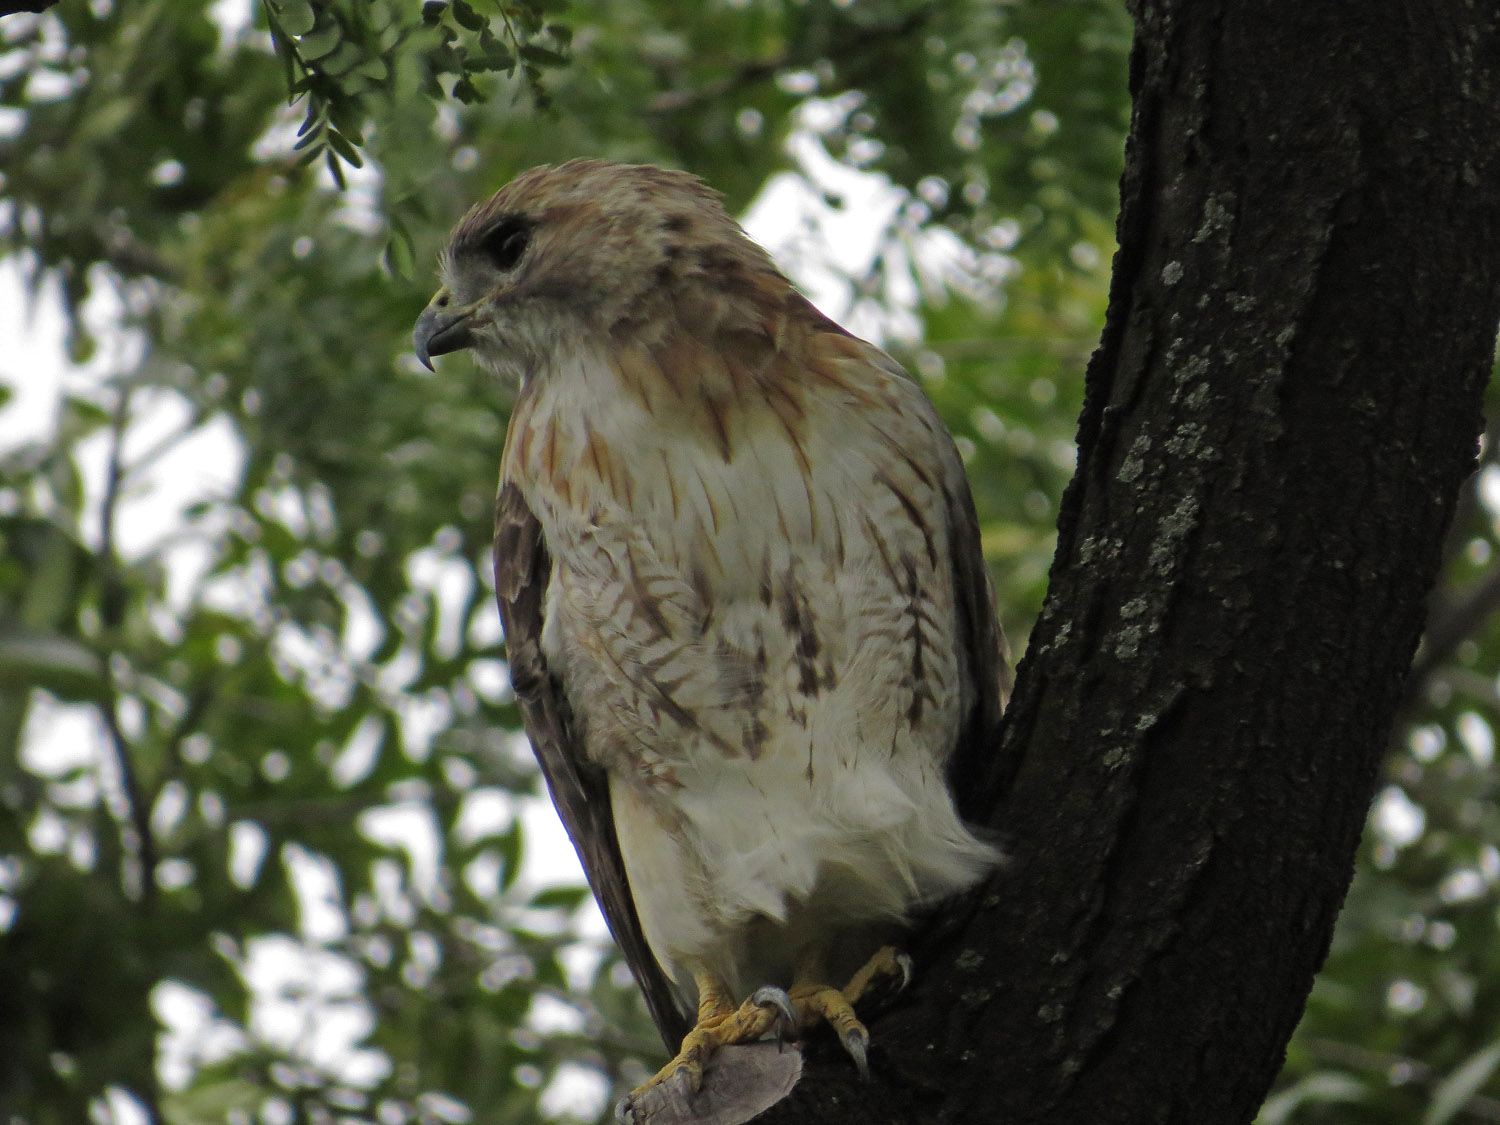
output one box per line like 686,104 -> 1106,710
756,1 -> 1500,1121
0,0 -> 60,16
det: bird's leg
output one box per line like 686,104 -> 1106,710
619,964 -> 795,1121
786,945 -> 914,1078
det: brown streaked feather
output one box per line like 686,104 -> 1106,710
493,483 -> 689,1050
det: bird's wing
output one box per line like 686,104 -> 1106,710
493,481 -> 690,1051
939,444 -> 1013,825
842,331 -> 1012,826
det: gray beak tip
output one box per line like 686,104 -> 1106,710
413,303 -> 475,370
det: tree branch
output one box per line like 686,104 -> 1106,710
643,9 -> 930,115
96,382 -> 158,906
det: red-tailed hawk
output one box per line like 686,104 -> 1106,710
414,160 -> 1008,1119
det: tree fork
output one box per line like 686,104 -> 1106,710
753,1 -> 1500,1121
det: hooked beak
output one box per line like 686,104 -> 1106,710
413,294 -> 476,370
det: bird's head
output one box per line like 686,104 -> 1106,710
413,159 -> 783,381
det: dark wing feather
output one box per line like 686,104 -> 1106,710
942,469 -> 1013,826
494,482 -> 690,1051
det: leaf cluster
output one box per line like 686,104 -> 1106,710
262,0 -> 573,189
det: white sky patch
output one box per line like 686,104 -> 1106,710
395,688 -> 453,762
539,1060 -> 610,1122
0,262 -> 69,450
407,539 -> 476,661
72,389 -> 246,600
1371,786 -> 1426,850
468,596 -> 504,649
467,657 -> 511,703
357,799 -> 445,904
207,0 -> 259,54
149,778 -> 189,840
88,1087 -> 152,1125
1457,711 -> 1495,769
1480,464 -> 1500,523
152,979 -> 249,1090
284,841 -> 349,944
20,690 -> 105,777
338,578 -> 384,663
454,786 -> 516,846
332,713 -> 386,789
228,819 -> 270,889
237,933 -> 391,1087
527,991 -> 586,1036
1439,868 -> 1486,905
517,792 -> 586,898
557,932 -> 608,993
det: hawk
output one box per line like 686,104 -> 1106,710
414,160 -> 1008,1117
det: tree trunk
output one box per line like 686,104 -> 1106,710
755,1 -> 1500,1121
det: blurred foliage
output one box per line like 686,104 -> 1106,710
0,0 -> 1493,1122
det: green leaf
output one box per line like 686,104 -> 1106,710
298,23 -> 342,62
292,120 -> 324,149
324,148 -> 347,189
530,885 -> 588,910
1425,1042 -> 1500,1125
325,129 -> 363,168
518,43 -> 567,67
0,630 -> 105,698
353,57 -> 388,82
471,46 -> 512,72
270,0 -> 315,37
449,0 -> 485,31
1257,1072 -> 1369,1125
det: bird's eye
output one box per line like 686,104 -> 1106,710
479,218 -> 532,272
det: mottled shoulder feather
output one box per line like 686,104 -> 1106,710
493,483 -> 689,1050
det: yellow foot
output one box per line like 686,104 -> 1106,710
615,948 -> 912,1122
617,984 -> 796,1123
783,945 -> 912,1077
843,945 -> 914,1009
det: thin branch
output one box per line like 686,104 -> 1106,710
96,382 -> 158,906
643,8 -> 931,116
646,57 -> 784,115
1412,564 -> 1500,684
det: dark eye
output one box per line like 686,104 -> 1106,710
479,217 -> 532,271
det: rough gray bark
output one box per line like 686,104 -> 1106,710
749,1 -> 1500,1121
